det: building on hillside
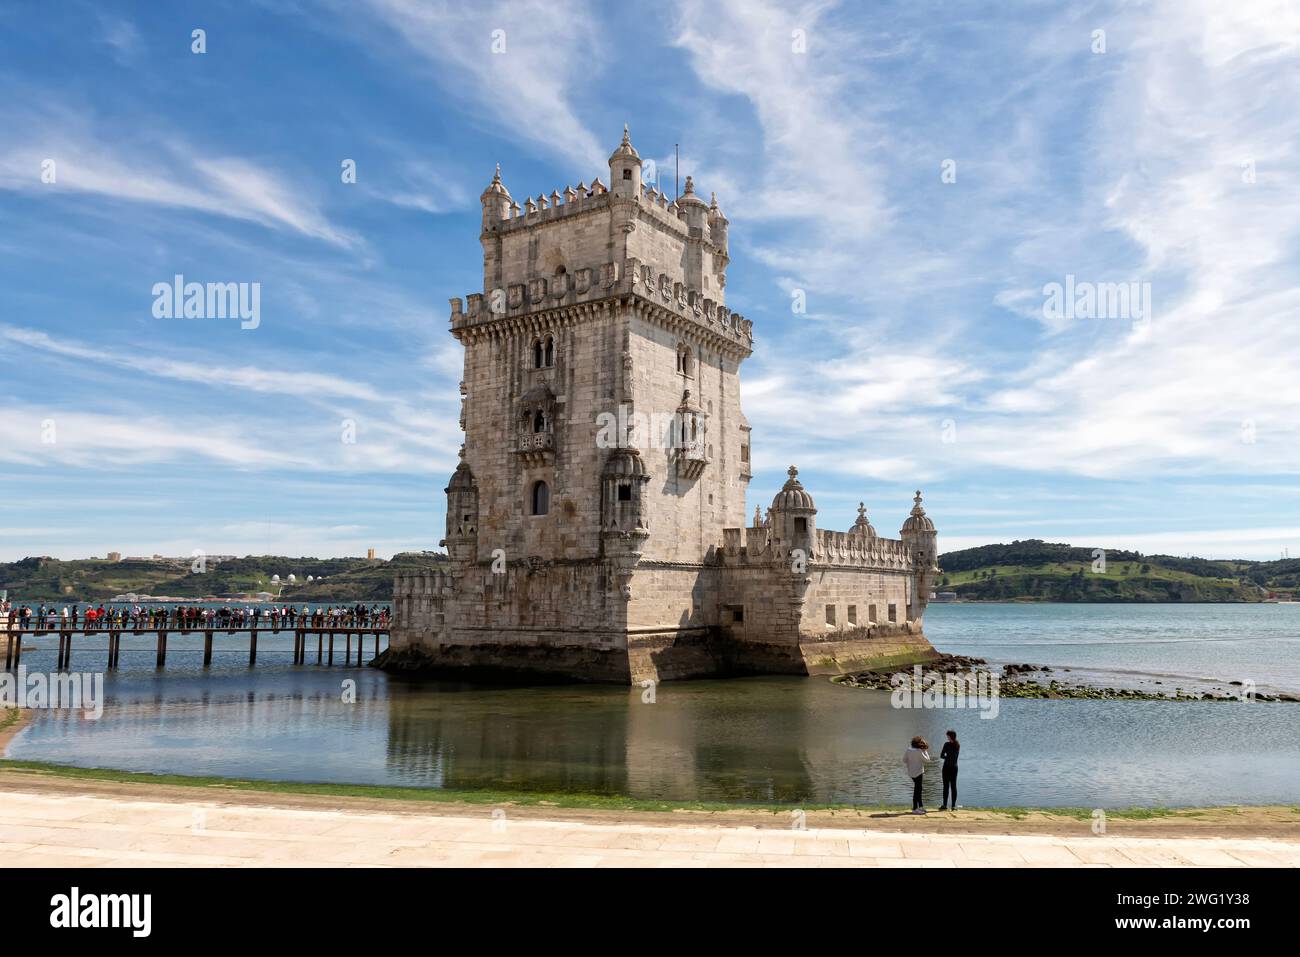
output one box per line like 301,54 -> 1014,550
388,128 -> 939,683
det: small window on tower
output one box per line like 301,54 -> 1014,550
847,605 -> 857,625
531,481 -> 550,516
794,517 -> 807,533
741,444 -> 750,463
622,168 -> 632,180
544,336 -> 555,367
532,339 -> 544,369
888,603 -> 897,623
617,483 -> 632,502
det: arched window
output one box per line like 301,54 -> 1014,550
531,480 -> 550,516
543,336 -> 554,367
532,339 -> 544,369
533,410 -> 547,433
676,343 -> 693,376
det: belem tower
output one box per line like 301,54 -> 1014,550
386,128 -> 941,684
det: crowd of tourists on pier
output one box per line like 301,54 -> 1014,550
1,600 -> 390,632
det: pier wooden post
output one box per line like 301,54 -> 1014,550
156,631 -> 168,669
317,632 -> 323,664
107,631 -> 119,670
12,627 -> 21,668
203,629 -> 214,667
346,632 -> 352,665
374,631 -> 379,659
328,632 -> 334,666
249,629 -> 258,666
5,624 -> 13,670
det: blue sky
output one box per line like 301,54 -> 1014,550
1,0 -> 1298,562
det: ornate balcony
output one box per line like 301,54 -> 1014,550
676,437 -> 709,480
516,430 -> 554,467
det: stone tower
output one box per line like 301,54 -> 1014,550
448,126 -> 752,574
389,129 -> 938,684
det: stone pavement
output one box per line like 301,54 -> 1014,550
0,788 -> 1296,867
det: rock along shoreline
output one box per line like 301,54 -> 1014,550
831,654 -> 1300,702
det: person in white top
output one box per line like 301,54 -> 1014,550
903,736 -> 931,814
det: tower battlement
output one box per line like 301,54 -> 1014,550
448,254 -> 752,356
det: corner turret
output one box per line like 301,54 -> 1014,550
441,448 -> 480,565
900,491 -> 939,618
608,124 -> 642,201
480,164 -> 512,231
769,465 -> 817,559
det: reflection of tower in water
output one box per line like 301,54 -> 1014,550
383,684 -> 632,794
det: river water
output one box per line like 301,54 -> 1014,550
5,603 -> 1299,807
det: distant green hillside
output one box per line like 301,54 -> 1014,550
936,540 -> 1294,602
1,552 -> 447,603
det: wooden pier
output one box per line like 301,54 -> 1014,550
3,623 -> 388,672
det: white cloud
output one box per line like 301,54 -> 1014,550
355,0 -> 607,170
0,102 -> 357,248
0,325 -> 387,403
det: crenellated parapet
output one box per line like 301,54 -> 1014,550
717,523 -> 917,571
491,178 -> 611,231
393,567 -> 455,599
449,254 -> 753,358
815,529 -> 916,570
392,567 -> 455,632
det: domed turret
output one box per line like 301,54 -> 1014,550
442,448 -> 479,563
608,124 -> 642,200
771,465 -> 816,512
678,175 -> 709,229
900,490 -> 936,535
769,465 -> 817,556
601,446 -> 650,588
708,190 -> 729,253
901,490 -> 939,619
604,445 -> 649,479
849,502 -> 877,539
480,164 -> 512,230
601,446 -> 651,536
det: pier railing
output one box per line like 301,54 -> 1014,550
2,620 -> 389,672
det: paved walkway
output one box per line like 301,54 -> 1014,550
0,788 -> 1295,867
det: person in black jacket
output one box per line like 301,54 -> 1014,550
939,730 -> 960,810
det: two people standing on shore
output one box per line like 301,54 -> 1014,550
903,729 -> 960,813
